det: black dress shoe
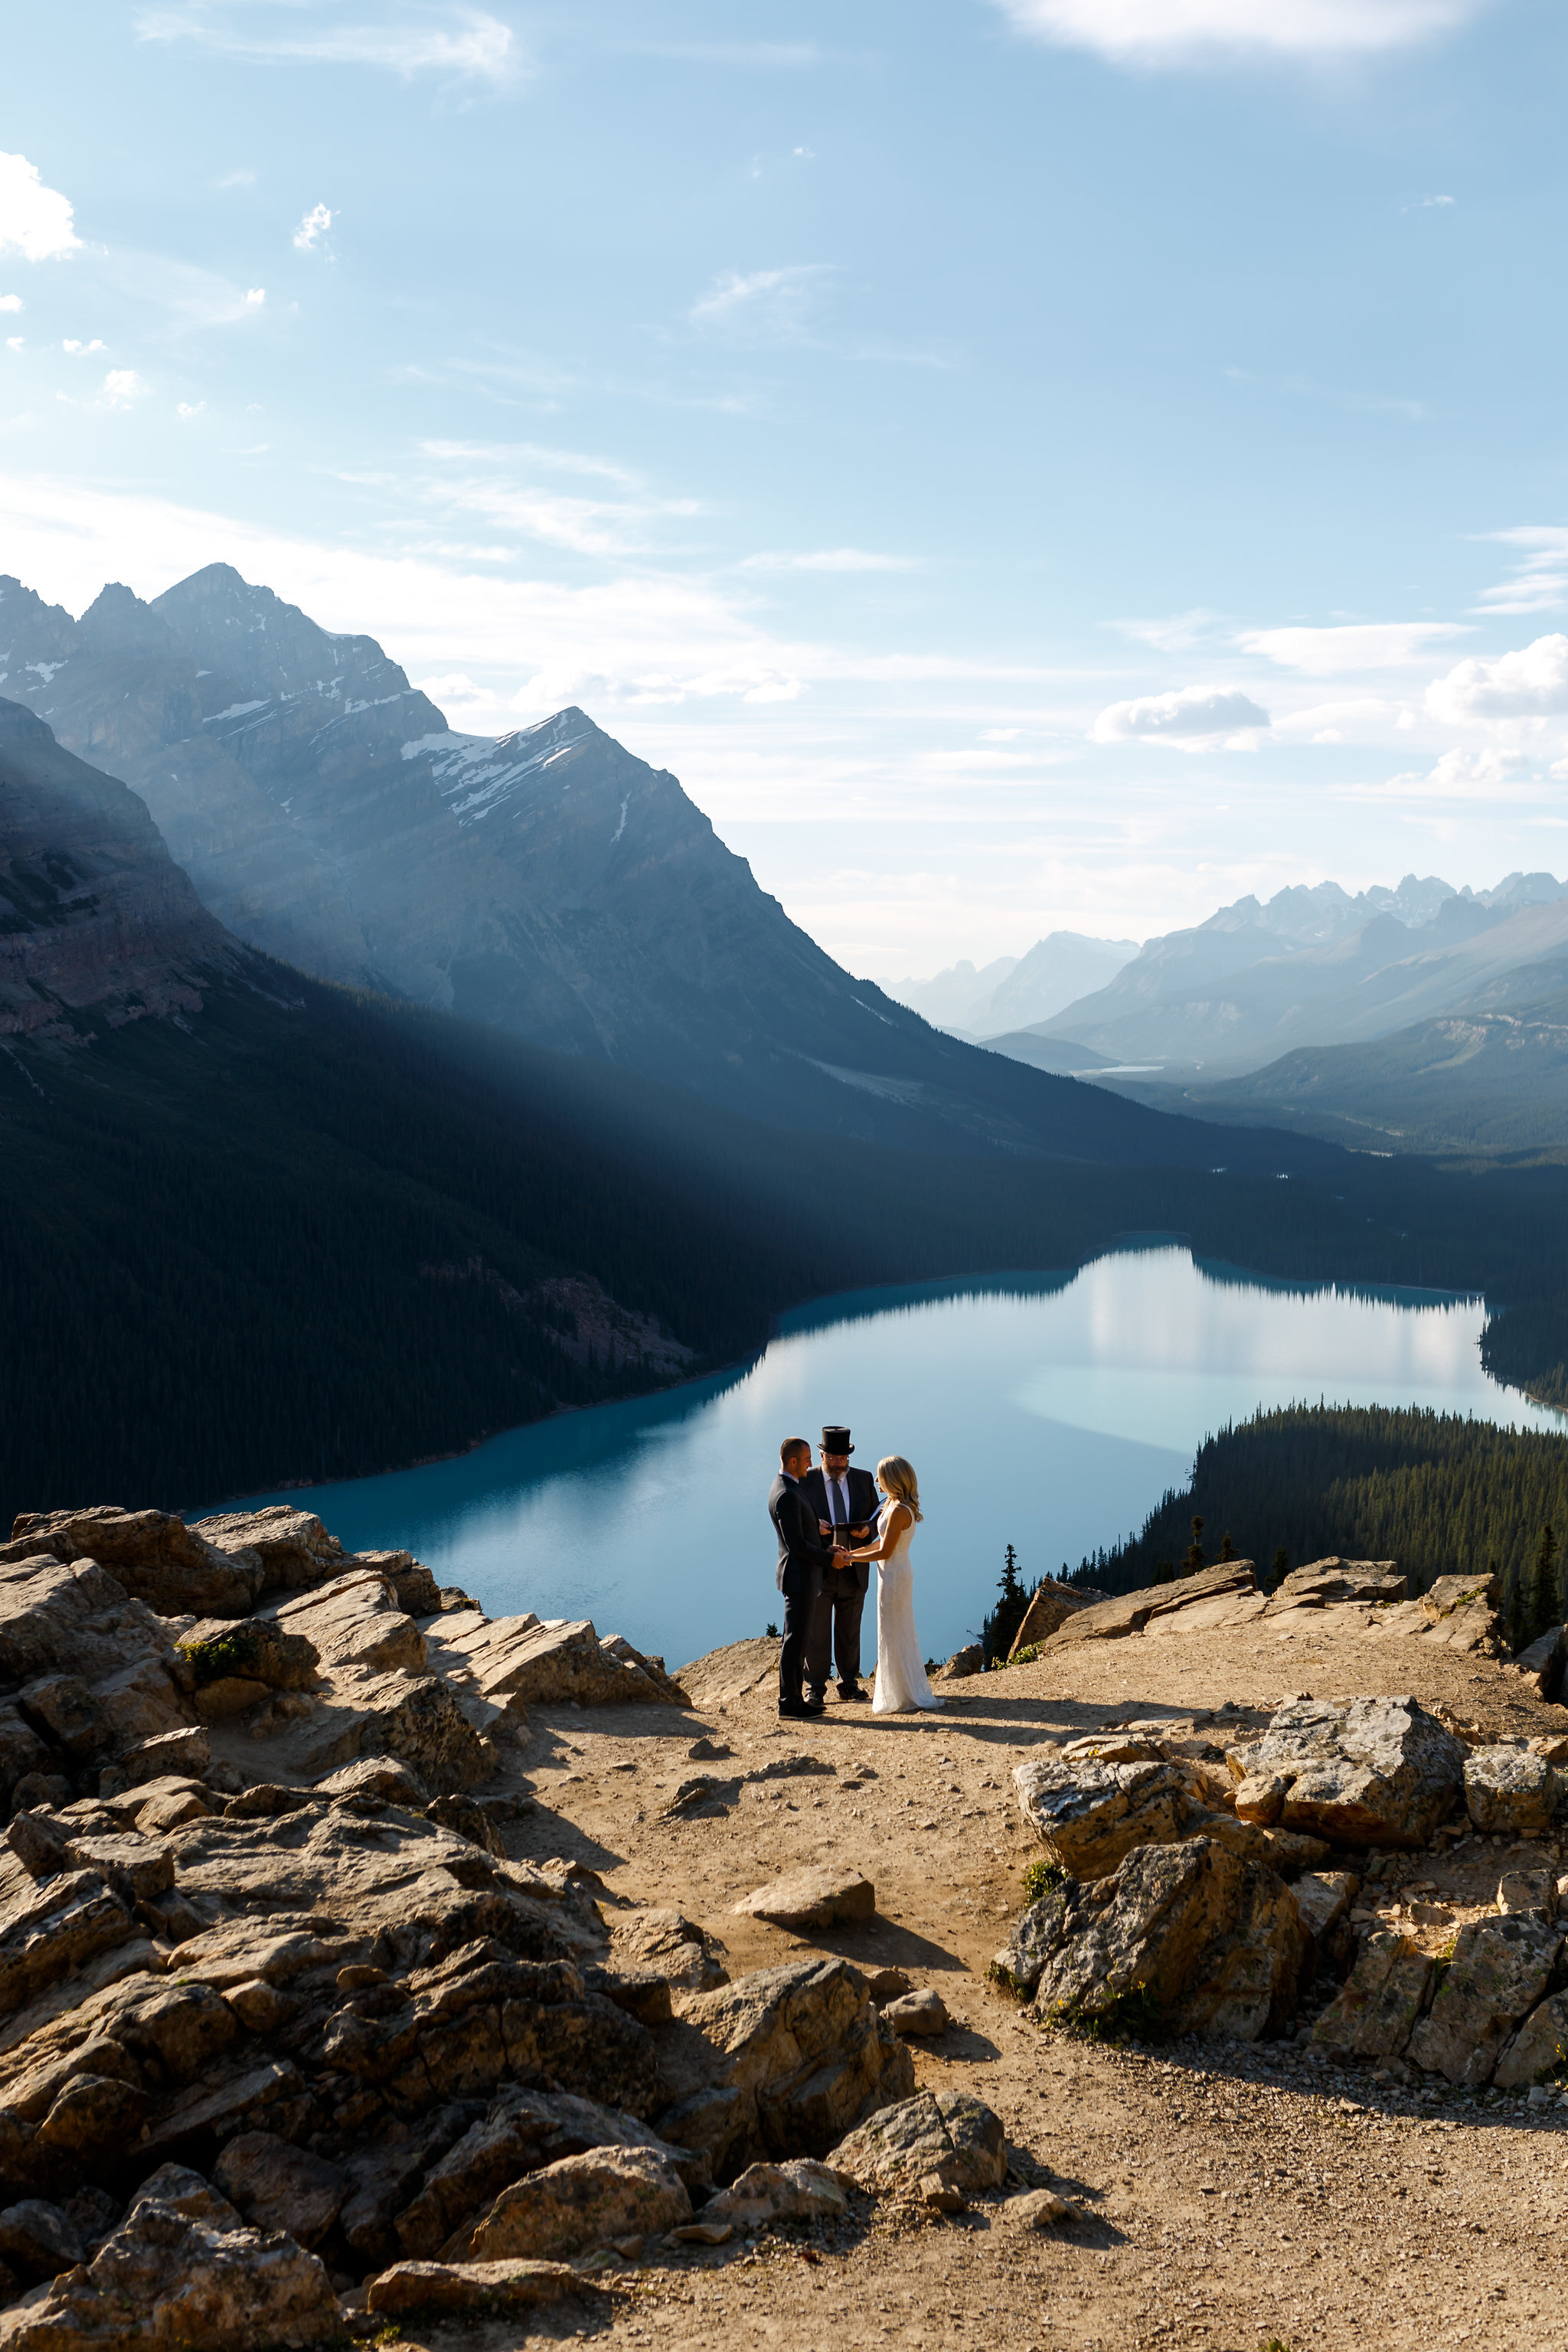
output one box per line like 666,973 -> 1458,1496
779,1699 -> 825,1719
838,1684 -> 869,1703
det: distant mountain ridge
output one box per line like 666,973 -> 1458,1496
1008,871 -> 1568,1075
880,930 -> 1138,1034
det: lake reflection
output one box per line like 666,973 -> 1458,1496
219,1247 -> 1563,1671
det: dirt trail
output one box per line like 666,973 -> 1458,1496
382,1616 -> 1568,2352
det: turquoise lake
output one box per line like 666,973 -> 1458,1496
220,1246 -> 1566,1672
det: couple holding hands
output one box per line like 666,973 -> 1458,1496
768,1423 -> 941,1721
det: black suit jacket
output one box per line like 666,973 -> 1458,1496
802,1465 -> 879,1596
770,1473 -> 838,1599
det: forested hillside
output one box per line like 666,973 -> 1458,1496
1070,1403 -> 1568,1644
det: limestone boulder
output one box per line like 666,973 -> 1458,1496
1005,1581 -> 1090,1658
1040,1560 -> 1258,1649
1406,1913 -> 1563,2086
273,1570 -> 426,1676
1464,1744 -> 1561,1835
1292,1870 -> 1358,1945
1027,1837 -> 1305,2042
364,2259 -> 577,2318
730,1867 -> 875,1930
1514,1624 -> 1566,1704
394,2087 -> 704,2259
658,1958 -> 915,2177
0,2193 -> 341,2352
1181,1808 -> 1329,1877
1012,1753 -> 1190,1880
447,2144 -> 691,2262
425,1614 -> 687,1713
190,1508 -> 345,1596
935,1645 -> 983,1681
1265,1559 -> 1405,1612
0,1871 -> 138,2019
120,1729 -> 210,1787
8,1512 -> 261,1620
831,2090 -> 1005,2198
608,1908 -> 727,1993
0,2201 -> 86,2282
0,1558 -> 196,1769
701,2158 -> 852,2233
178,1619 -> 319,1696
1312,1931 -> 1435,2061
211,2132 -> 348,2248
990,1898 -> 1066,2001
881,1989 -> 949,2037
345,1551 -> 444,1619
1494,1990 -> 1568,2090
1226,1694 -> 1465,1848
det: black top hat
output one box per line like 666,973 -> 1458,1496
820,1426 -> 854,1455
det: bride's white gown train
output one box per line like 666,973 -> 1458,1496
872,1502 -> 942,1714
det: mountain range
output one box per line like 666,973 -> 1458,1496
0,562 -> 1334,1174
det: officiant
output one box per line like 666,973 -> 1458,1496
802,1424 -> 877,1704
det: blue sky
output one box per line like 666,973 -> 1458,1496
4,0 -> 1568,975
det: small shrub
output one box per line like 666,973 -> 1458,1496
1021,1857 -> 1065,1905
176,1625 -> 260,1686
1009,1642 -> 1044,1667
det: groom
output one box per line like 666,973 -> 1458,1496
802,1424 -> 877,1704
769,1436 -> 850,1720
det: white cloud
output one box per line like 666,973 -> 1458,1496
0,152 -> 82,263
740,548 -> 917,573
5,338 -> 21,352
991,0 -> 1485,62
136,6 -> 518,84
0,296 -> 21,315
1091,684 -> 1270,745
62,338 -> 106,355
1472,527 -> 1568,617
1426,634 -> 1568,724
245,287 -> 266,306
1373,746 -> 1536,800
100,370 -> 148,410
1242,620 -> 1468,675
176,401 -> 205,419
292,204 -> 333,253
217,169 -> 256,190
689,263 -> 830,341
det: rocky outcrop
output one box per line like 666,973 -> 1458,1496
829,2092 -> 1006,2200
448,2145 -> 691,2262
0,2180 -> 341,2352
655,1959 -> 915,2178
1006,1580 -> 1093,1658
1406,1914 -> 1564,2086
1224,1694 -> 1466,1847
1038,1561 -> 1261,1649
1008,1838 -> 1305,2042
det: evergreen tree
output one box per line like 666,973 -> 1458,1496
983,1543 -> 1031,1659
1527,1525 -> 1561,1648
1218,1532 -> 1236,1563
1271,1547 -> 1290,1591
1182,1515 -> 1206,1575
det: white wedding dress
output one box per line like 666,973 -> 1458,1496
872,1500 -> 943,1714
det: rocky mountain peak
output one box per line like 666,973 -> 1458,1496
152,564 -> 413,710
77,583 -> 181,662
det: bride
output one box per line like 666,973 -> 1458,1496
847,1455 -> 942,1714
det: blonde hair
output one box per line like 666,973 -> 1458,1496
877,1454 -> 923,1522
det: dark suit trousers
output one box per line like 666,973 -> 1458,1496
779,1587 -> 815,1709
806,1573 -> 865,1694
